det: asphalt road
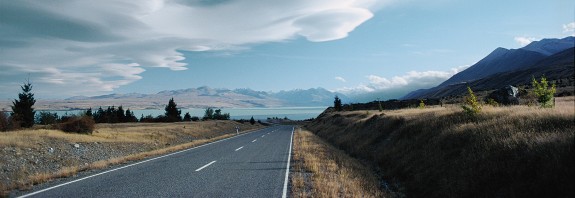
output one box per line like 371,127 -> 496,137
18,125 -> 294,198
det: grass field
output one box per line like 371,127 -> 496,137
306,96 -> 575,197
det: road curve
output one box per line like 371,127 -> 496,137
17,125 -> 294,198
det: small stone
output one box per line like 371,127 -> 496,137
48,148 -> 54,153
73,144 -> 80,148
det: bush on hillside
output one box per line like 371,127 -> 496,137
58,116 -> 95,134
0,111 -> 9,131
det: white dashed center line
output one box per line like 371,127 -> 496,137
195,161 -> 216,172
235,146 -> 244,151
252,139 -> 257,142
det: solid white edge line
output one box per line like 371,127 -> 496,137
282,126 -> 294,198
17,128 -> 264,198
235,146 -> 244,151
195,161 -> 217,172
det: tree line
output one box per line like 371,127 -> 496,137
1,80 -> 243,133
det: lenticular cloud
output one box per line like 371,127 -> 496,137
0,0 -> 379,97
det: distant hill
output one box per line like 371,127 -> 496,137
15,87 -> 348,110
403,36 -> 575,99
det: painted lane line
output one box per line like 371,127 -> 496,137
17,127 -> 269,198
261,135 -> 265,137
195,161 -> 217,172
282,127 -> 295,198
235,146 -> 244,151
252,139 -> 257,142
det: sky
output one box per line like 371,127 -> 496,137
1,0 -> 574,102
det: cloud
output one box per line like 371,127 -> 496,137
563,22 -> 575,36
0,0 -> 381,97
335,76 -> 347,83
514,36 -> 536,47
337,65 -> 469,101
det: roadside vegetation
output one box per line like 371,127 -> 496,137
291,128 -> 386,197
306,96 -> 575,197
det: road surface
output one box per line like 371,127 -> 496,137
18,125 -> 294,198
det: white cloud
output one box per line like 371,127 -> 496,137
563,22 -> 575,36
337,65 -> 469,100
0,0 -> 383,97
514,36 -> 536,47
335,76 -> 347,83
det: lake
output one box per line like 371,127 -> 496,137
42,107 -> 327,121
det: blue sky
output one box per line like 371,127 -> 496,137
1,0 -> 574,101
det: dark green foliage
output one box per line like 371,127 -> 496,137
0,111 -> 9,131
164,98 -> 182,122
250,116 -> 256,125
58,116 -> 95,134
183,112 -> 192,121
191,116 -> 200,121
124,109 -> 138,122
93,106 -> 136,123
213,109 -> 230,120
203,108 -> 214,120
11,80 -> 36,128
203,108 -> 230,120
116,106 -> 126,122
85,108 -> 93,117
334,95 -> 342,111
36,111 -> 58,125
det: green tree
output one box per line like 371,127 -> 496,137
203,108 -> 214,120
183,112 -> 192,121
461,86 -> 481,116
532,75 -> 556,108
164,98 -> 182,122
36,111 -> 58,125
11,79 -> 36,128
250,116 -> 256,125
419,99 -> 425,109
334,95 -> 342,111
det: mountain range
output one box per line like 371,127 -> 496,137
16,87 -> 348,110
403,36 -> 575,99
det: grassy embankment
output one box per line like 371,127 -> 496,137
0,121 -> 263,196
290,128 -> 386,197
306,96 -> 575,197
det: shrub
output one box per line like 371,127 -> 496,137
461,86 -> 481,116
58,116 -> 95,134
532,75 -> 556,108
36,111 -> 59,125
0,111 -> 9,131
190,116 -> 200,121
419,99 -> 425,109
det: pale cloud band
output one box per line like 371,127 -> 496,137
337,65 -> 469,100
0,0 -> 381,97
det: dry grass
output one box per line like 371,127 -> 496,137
291,128 -> 385,198
306,96 -> 575,197
0,121 -> 262,197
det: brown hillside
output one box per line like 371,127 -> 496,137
306,97 -> 575,197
